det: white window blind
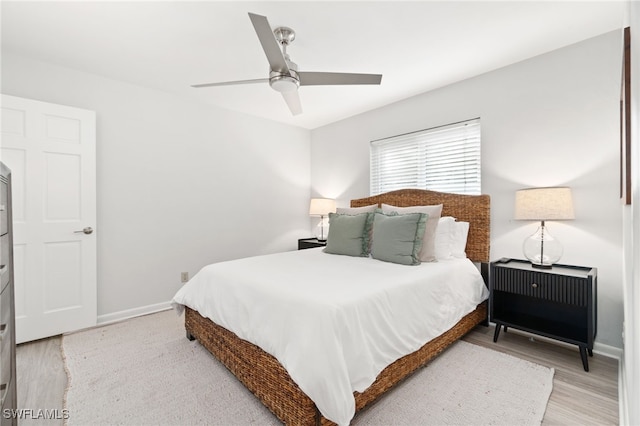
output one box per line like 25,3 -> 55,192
370,118 -> 481,195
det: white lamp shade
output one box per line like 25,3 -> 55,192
514,187 -> 575,221
309,198 -> 336,216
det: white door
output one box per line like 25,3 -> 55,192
0,94 -> 97,343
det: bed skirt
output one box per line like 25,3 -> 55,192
185,301 -> 488,425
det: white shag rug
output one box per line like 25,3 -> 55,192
62,310 -> 554,426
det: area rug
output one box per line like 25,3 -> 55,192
62,310 -> 554,425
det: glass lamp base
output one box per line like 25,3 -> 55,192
523,222 -> 563,268
316,217 -> 330,242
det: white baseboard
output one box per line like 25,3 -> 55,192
593,341 -> 623,361
97,301 -> 173,326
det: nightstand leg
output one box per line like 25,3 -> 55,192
588,348 -> 593,357
493,324 -> 502,342
579,346 -> 589,372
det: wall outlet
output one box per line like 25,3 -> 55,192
181,272 -> 189,283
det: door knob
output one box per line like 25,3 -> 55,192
74,227 -> 94,235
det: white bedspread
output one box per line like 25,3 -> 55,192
172,248 -> 488,425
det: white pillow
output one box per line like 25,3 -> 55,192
451,221 -> 469,258
336,204 -> 377,215
381,203 -> 443,262
434,216 -> 455,260
434,217 -> 470,260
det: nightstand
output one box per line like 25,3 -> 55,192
490,258 -> 597,371
297,238 -> 327,250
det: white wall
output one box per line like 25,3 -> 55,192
621,1 -> 639,424
311,31 -> 624,349
1,51 -> 311,319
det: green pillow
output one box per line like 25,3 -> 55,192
324,212 -> 373,257
370,212 -> 428,265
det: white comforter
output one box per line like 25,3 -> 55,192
172,248 -> 488,425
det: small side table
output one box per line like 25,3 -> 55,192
490,258 -> 597,371
298,238 -> 327,250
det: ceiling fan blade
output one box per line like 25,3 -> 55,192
248,13 -> 290,74
281,91 -> 302,116
298,72 -> 382,86
191,78 -> 269,88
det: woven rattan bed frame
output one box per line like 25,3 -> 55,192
185,189 -> 490,425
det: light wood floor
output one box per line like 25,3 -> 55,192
16,336 -> 67,426
463,326 -> 619,425
17,323 -> 618,425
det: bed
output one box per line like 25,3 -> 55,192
173,188 -> 490,425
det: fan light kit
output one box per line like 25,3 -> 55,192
192,13 -> 383,115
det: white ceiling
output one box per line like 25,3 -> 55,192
1,1 -> 626,129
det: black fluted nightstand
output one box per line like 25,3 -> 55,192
490,258 -> 597,371
297,238 -> 327,250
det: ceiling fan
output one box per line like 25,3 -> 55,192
191,12 -> 383,116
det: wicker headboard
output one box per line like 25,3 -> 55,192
351,188 -> 490,263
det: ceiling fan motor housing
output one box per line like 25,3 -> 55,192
269,70 -> 300,92
268,26 -> 300,93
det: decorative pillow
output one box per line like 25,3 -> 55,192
324,212 -> 373,257
381,203 -> 443,262
451,221 -> 470,258
337,204 -> 378,251
370,212 -> 427,265
336,204 -> 377,215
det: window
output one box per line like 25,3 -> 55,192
370,118 -> 481,195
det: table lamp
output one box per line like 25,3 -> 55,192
514,187 -> 575,268
309,198 -> 336,242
